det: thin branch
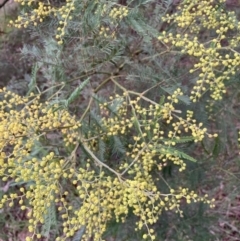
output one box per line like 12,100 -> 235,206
80,139 -> 122,179
0,0 -> 10,9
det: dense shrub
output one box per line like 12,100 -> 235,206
0,0 -> 240,240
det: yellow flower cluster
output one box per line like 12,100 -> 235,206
158,0 -> 240,101
0,88 -> 216,241
57,90 -> 215,240
99,26 -> 116,39
161,88 -> 183,122
2,0 -> 225,239
0,88 -> 80,240
163,0 -> 227,33
55,0 -> 76,45
98,90 -> 217,175
109,6 -> 129,21
96,3 -> 129,21
58,169 -> 214,241
11,0 -> 56,28
97,4 -> 129,39
10,1 -> 129,43
10,0 -> 75,44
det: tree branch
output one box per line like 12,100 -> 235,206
0,0 -> 10,9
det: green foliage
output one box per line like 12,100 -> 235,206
1,0 -> 240,241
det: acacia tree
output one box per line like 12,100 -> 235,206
0,0 -> 240,240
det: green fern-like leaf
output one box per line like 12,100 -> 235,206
67,78 -> 90,105
97,138 -> 106,161
27,64 -> 39,95
161,136 -> 195,144
41,203 -> 57,237
72,227 -> 85,241
112,136 -> 126,155
166,147 -> 197,163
